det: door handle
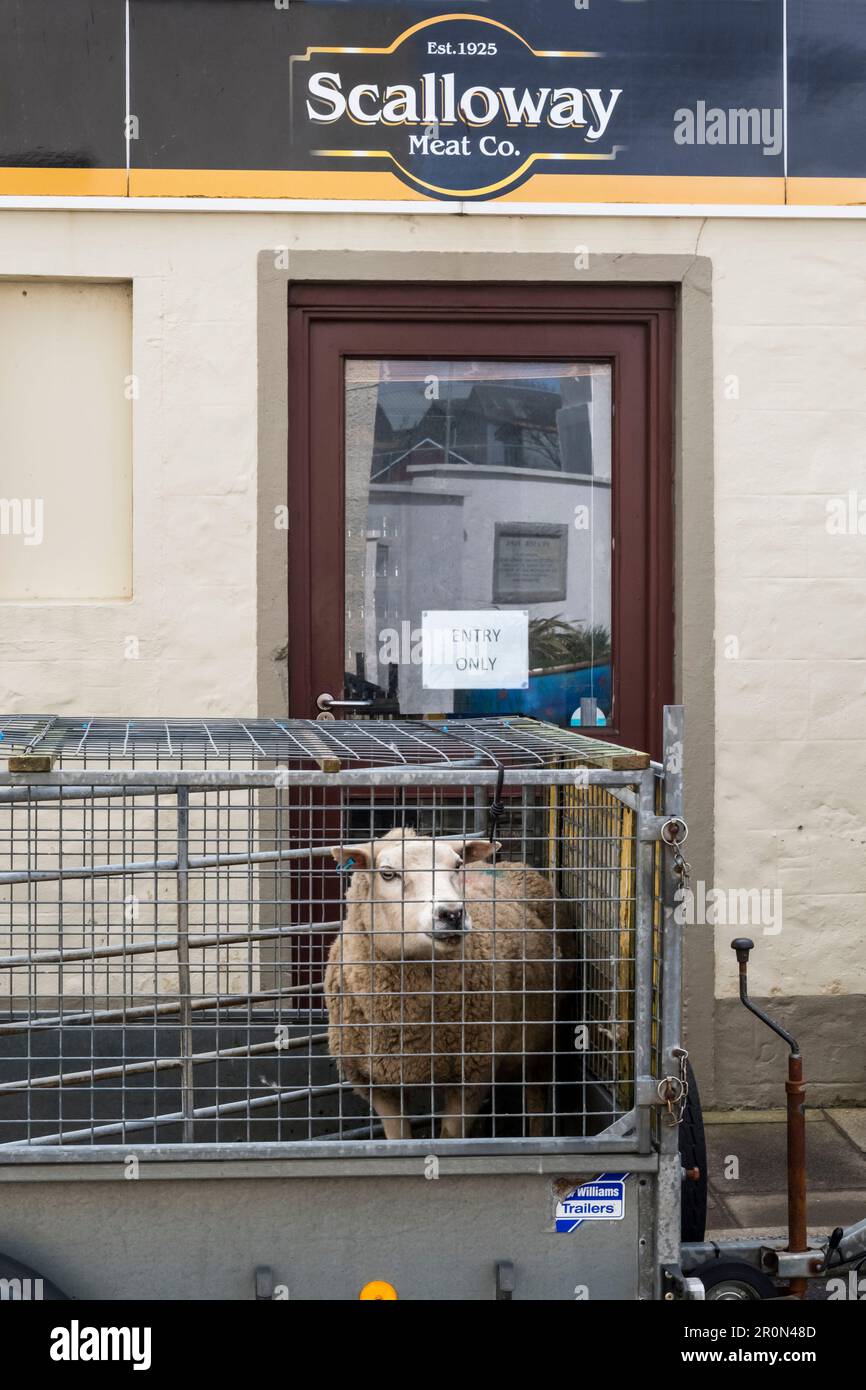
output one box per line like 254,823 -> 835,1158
316,692 -> 400,715
316,693 -> 370,710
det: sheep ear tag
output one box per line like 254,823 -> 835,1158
341,857 -> 356,873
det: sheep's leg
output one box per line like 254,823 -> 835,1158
371,1088 -> 412,1141
439,1085 -> 488,1139
526,1049 -> 554,1137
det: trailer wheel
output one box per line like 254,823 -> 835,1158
697,1260 -> 777,1300
678,1060 -> 708,1242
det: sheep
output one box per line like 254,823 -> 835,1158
324,828 -> 562,1140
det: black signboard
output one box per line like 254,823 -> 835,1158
788,0 -> 866,183
0,0 -> 864,203
0,0 -> 125,192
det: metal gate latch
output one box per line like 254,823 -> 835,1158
657,1074 -> 686,1121
660,817 -> 691,891
638,1048 -> 690,1123
658,1047 -> 690,1123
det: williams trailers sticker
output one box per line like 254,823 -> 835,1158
555,1172 -> 629,1232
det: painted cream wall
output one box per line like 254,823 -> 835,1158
0,209 -> 863,1011
707,219 -> 866,1007
0,279 -> 132,600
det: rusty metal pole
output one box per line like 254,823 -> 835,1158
786,1051 -> 808,1297
731,939 -> 808,1299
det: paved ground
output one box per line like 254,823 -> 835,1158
705,1108 -> 866,1239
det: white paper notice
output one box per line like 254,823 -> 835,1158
421,610 -> 529,690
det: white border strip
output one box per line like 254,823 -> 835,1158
782,0 -> 789,181
0,196 -> 864,218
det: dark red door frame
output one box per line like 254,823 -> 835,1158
288,282 -> 674,758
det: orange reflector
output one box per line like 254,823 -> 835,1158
359,1280 -> 398,1301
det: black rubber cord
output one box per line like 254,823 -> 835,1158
488,764 -> 505,843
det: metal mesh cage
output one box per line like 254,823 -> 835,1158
0,715 -> 647,771
0,718 -> 661,1153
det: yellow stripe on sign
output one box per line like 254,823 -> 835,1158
786,177 -> 866,206
127,169 -> 787,204
127,168 -> 429,199
0,167 -> 803,206
0,168 -> 127,195
496,173 -> 787,205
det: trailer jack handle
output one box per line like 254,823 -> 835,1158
730,938 -> 808,1298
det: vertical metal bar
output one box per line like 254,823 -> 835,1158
636,1170 -> 657,1301
655,704 -> 686,1292
660,704 -> 685,1102
655,1151 -> 683,1295
634,766 -> 656,1154
176,786 -> 195,1143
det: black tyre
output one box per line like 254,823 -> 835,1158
678,1060 -> 708,1242
697,1260 -> 777,1301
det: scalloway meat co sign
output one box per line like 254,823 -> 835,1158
294,12 -> 622,199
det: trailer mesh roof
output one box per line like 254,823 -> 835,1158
0,716 -> 649,771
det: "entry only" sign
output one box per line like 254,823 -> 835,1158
421,609 -> 528,690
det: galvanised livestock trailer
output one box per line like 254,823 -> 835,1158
0,708 -> 731,1300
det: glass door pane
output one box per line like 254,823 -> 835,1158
344,359 -> 612,730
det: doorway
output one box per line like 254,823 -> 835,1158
288,283 -> 674,756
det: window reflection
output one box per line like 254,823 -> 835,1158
344,361 -> 612,729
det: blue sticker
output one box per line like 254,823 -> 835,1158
555,1172 -> 629,1232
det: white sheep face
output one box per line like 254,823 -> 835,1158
333,833 -> 499,961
